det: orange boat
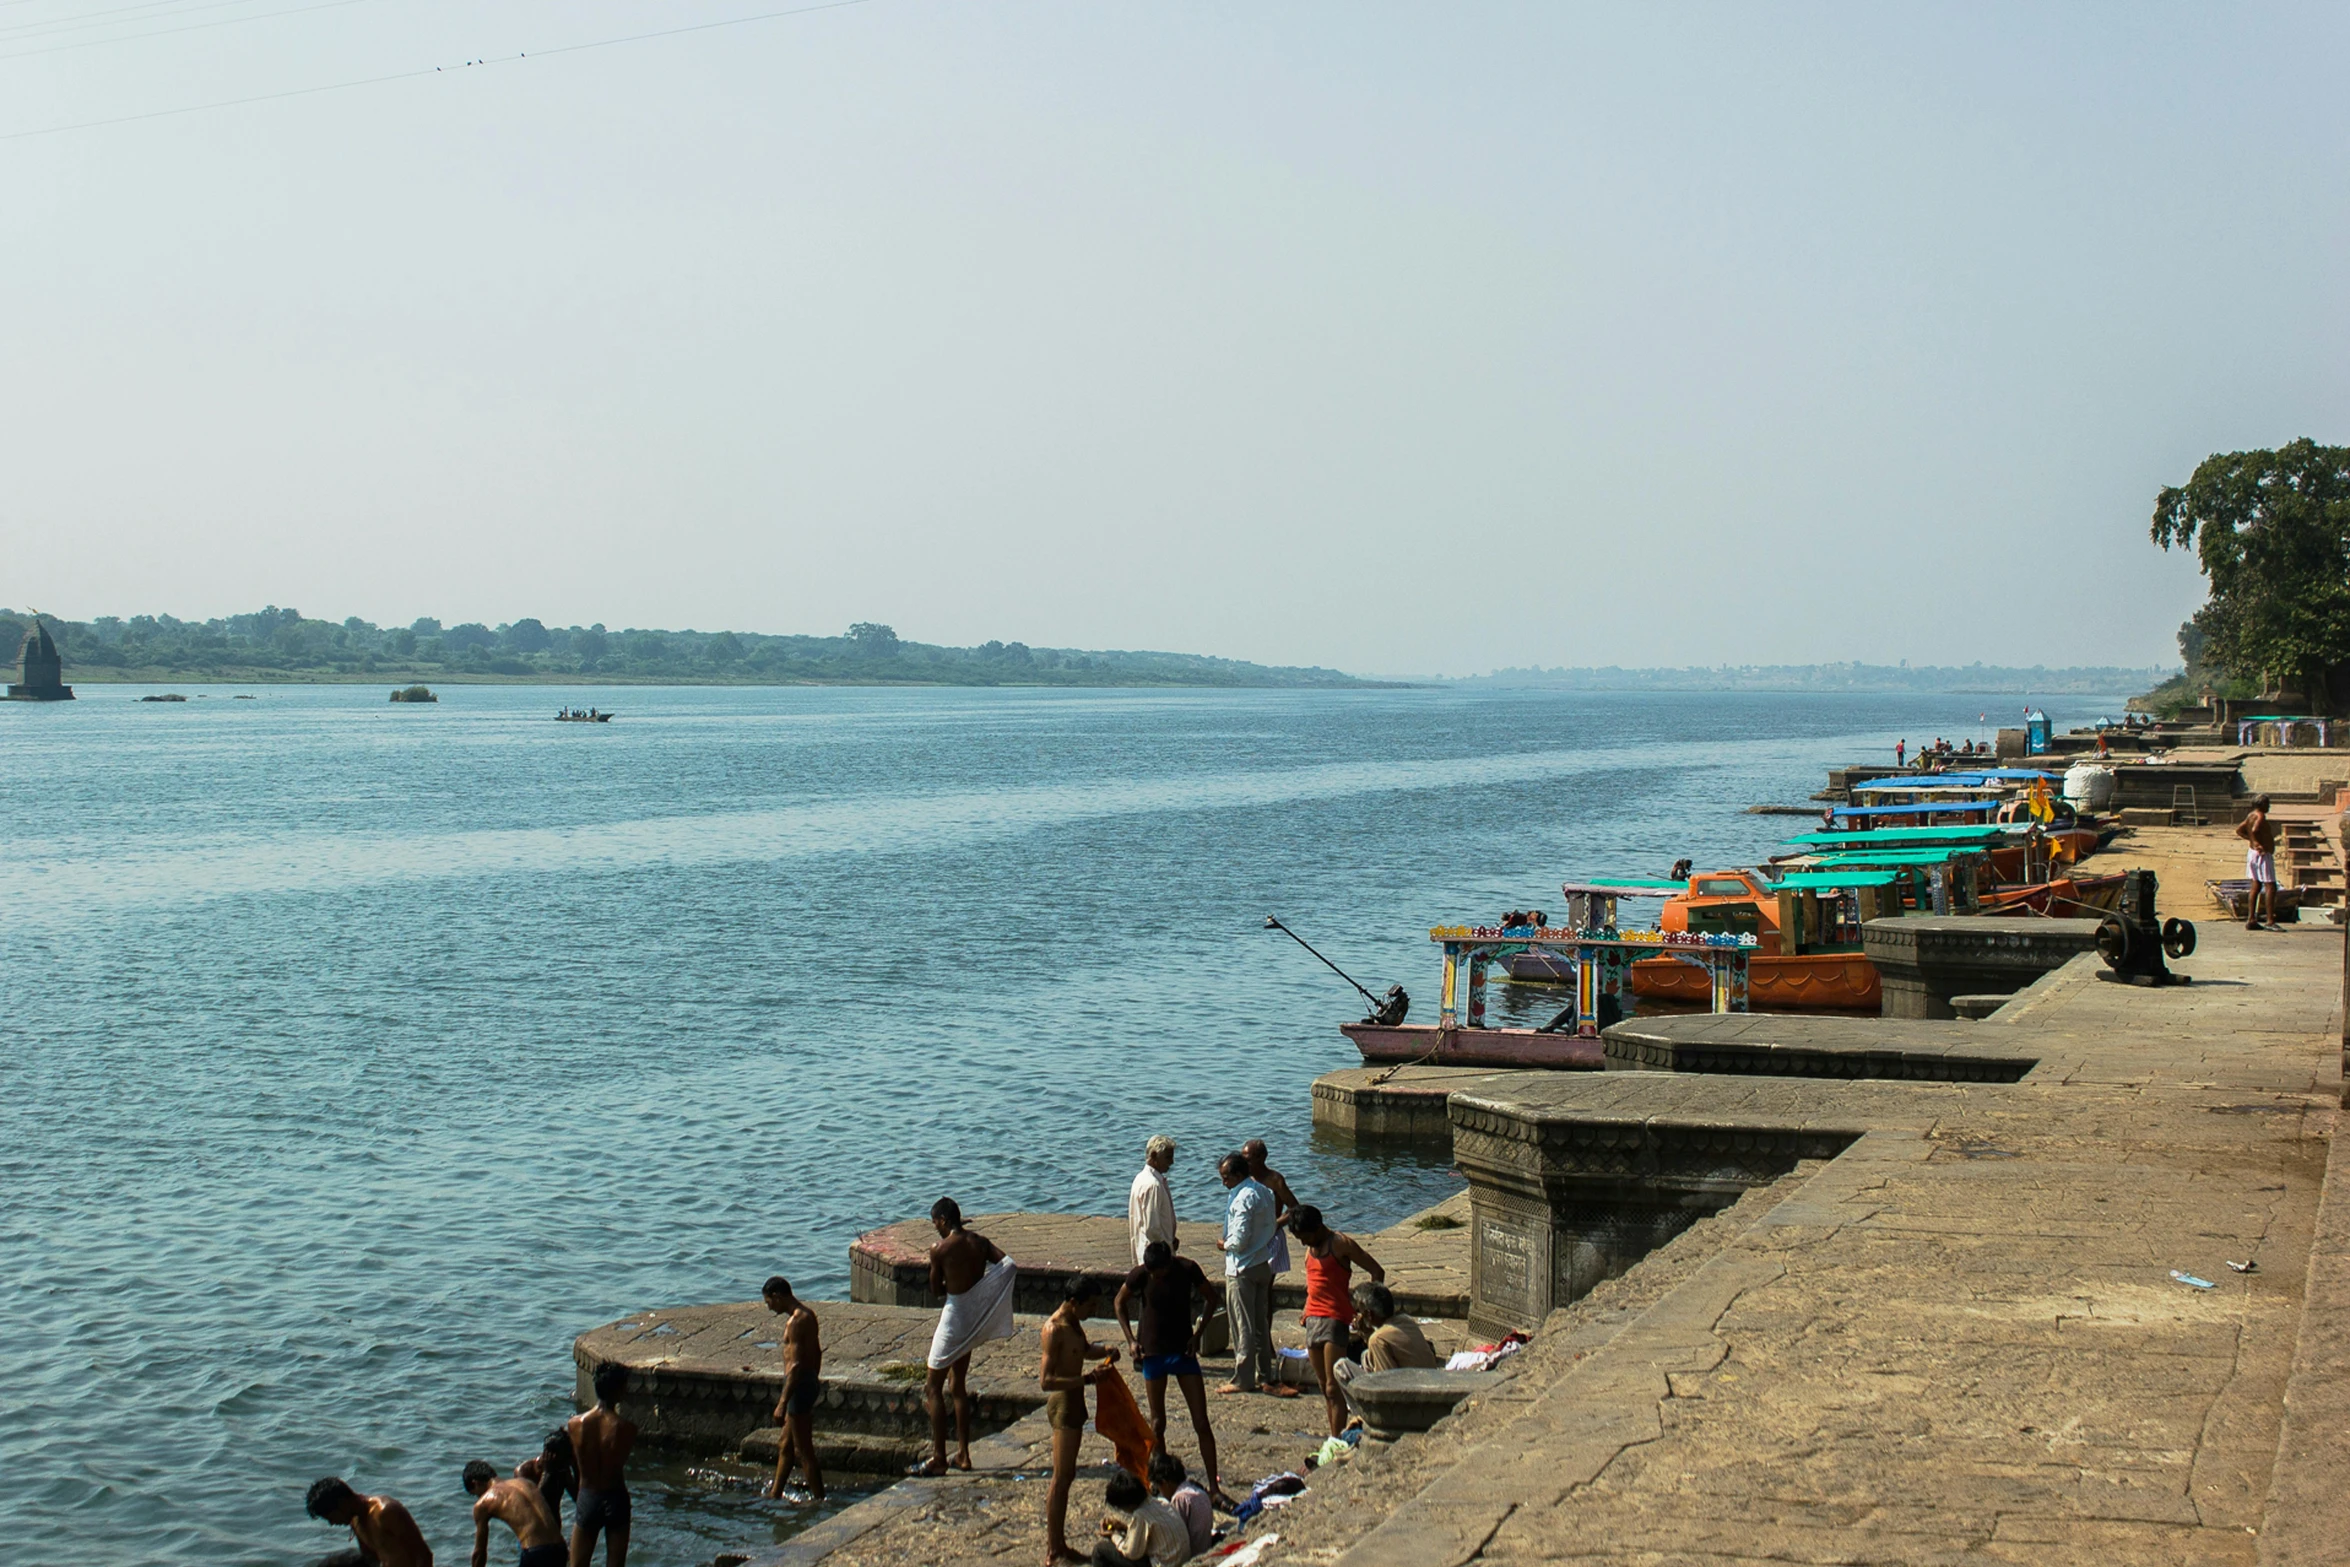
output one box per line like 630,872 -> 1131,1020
1975,872 -> 2125,916
1630,869 -> 1889,1012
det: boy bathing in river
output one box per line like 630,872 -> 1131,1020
763,1275 -> 826,1504
463,1458 -> 565,1567
568,1363 -> 637,1567
306,1476 -> 434,1567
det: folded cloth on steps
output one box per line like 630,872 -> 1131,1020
1445,1330 -> 1530,1373
927,1255 -> 1019,1369
1310,1436 -> 1354,1469
1232,1472 -> 1306,1524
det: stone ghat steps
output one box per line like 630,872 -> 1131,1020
729,1307 -> 1485,1477
847,1197 -> 1472,1322
1314,1065 -> 1537,1143
577,1295 -> 1480,1474
576,1195 -> 1474,1466
573,1299 -> 1044,1458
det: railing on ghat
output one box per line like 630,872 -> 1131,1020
1428,924 -> 1761,1036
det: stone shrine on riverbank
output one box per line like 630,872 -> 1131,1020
6,618 -> 74,701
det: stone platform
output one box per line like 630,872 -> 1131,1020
578,1194 -> 1478,1477
847,1195 -> 1474,1322
1861,914 -> 2104,1018
573,1299 -> 1045,1468
1312,1064 -> 1545,1143
1602,1010 -> 2040,1080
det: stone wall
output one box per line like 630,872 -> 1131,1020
1448,1092 -> 1855,1335
1861,916 -> 2102,1019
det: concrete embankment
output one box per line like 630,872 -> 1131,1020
744,842 -> 2346,1565
1262,920 -> 2346,1565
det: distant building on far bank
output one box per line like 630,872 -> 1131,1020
7,618 -> 75,700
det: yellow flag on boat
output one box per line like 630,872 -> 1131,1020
2028,778 -> 2053,824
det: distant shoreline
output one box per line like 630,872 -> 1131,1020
45,672 -> 2144,697
55,670 -> 1423,690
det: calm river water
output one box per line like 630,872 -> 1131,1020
0,683 -> 2117,1564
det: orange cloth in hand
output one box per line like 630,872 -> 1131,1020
1091,1365 -> 1153,1481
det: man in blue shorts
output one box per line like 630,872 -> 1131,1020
1114,1240 -> 1229,1505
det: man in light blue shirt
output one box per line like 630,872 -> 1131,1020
1214,1151 -> 1282,1393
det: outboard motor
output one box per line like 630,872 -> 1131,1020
2095,869 -> 2194,986
1367,984 -> 1410,1027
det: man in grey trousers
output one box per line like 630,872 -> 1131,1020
1213,1150 -> 1288,1395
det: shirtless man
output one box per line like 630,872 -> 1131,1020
305,1476 -> 434,1567
1039,1279 -> 1119,1567
919,1198 -> 1007,1476
762,1275 -> 825,1504
567,1363 -> 637,1567
1240,1140 -> 1299,1229
516,1429 -> 576,1536
464,1459 -> 565,1567
1114,1240 -> 1228,1504
1243,1138 -> 1301,1285
2238,793 -> 2280,930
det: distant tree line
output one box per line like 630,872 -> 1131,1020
2149,437 -> 2350,714
0,608 -> 1372,689
1453,662 -> 2166,695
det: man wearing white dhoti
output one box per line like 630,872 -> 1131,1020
914,1198 -> 1017,1475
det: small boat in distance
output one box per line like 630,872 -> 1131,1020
556,707 -> 613,723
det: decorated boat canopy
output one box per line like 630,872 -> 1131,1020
1786,823 -> 2018,847
1772,869 -> 1907,889
1848,781 -> 2012,796
1429,924 -> 1758,948
1827,801 -> 1999,820
1561,877 -> 1682,895
1804,847 -> 1986,867
1424,922 -> 1756,1031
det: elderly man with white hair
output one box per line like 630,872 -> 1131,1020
1129,1134 -> 1179,1264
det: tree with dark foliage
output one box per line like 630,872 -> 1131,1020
2152,439 -> 2350,710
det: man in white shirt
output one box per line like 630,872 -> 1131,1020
1128,1135 -> 1178,1265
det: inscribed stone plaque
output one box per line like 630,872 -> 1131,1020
1478,1218 -> 1539,1323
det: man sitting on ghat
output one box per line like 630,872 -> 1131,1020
1330,1281 -> 1442,1425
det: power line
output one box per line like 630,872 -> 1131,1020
0,0 -> 376,62
0,0 -> 870,143
0,0 -> 272,45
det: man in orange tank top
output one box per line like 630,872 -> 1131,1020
1286,1206 -> 1384,1437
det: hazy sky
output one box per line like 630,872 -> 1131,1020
3,3 -> 2343,676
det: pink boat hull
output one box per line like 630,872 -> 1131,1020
1340,1023 -> 1605,1070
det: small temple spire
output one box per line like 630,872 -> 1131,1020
7,616 -> 75,701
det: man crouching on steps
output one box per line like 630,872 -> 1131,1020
1040,1279 -> 1120,1567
